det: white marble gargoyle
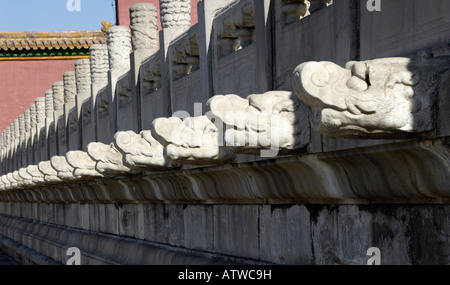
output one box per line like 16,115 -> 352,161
66,150 -> 103,179
152,116 -> 234,165
293,56 -> 450,138
87,142 -> 131,175
206,91 -> 310,156
114,130 -> 176,171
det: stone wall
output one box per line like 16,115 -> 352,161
0,0 -> 449,265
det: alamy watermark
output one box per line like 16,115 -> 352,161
171,103 -> 282,158
67,0 -> 81,12
366,0 -> 381,12
366,247 -> 381,265
66,247 -> 81,265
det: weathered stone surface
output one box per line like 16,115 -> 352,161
293,57 -> 450,139
213,205 -> 260,260
140,53 -> 167,129
183,205 -> 214,252
213,0 -> 272,97
260,205 -> 312,264
360,0 -> 450,60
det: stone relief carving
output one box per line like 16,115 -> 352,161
89,44 -> 109,85
152,116 -> 234,165
281,0 -> 311,23
8,123 -> 15,145
118,74 -> 133,104
38,160 -> 61,183
24,109 -> 31,133
206,91 -> 310,156
171,32 -> 200,80
216,0 -> 255,58
69,113 -> 78,131
13,119 -> 20,140
18,114 -> 25,139
293,56 -> 450,138
4,126 -> 10,147
159,0 -> 191,29
35,97 -> 46,125
82,105 -> 92,125
30,104 -> 36,129
106,26 -> 132,70
49,124 -> 56,142
129,3 -> 159,55
87,142 -> 131,175
45,90 -> 54,119
75,59 -> 92,96
58,118 -> 66,139
66,150 -> 103,179
52,81 -> 65,111
114,130 -> 175,170
63,71 -> 77,104
98,91 -> 110,114
142,55 -> 162,93
50,156 -> 75,181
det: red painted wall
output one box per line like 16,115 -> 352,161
0,1 -> 200,133
116,0 -> 199,30
0,59 -> 78,132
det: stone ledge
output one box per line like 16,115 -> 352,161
1,138 -> 449,204
0,213 -> 267,265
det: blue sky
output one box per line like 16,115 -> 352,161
0,0 -> 116,32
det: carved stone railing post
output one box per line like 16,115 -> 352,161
1,133 -> 5,175
0,132 -> 4,175
18,114 -> 26,168
90,44 -> 109,104
104,26 -> 131,142
52,81 -> 65,156
130,3 -> 159,69
2,131 -> 6,174
29,104 -> 36,164
10,120 -> 18,171
90,44 -> 112,145
4,127 -> 11,173
64,71 -> 79,152
24,109 -> 31,167
35,97 -> 46,163
126,3 -> 159,132
160,0 -> 192,117
43,89 -> 55,161
75,59 -> 94,151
